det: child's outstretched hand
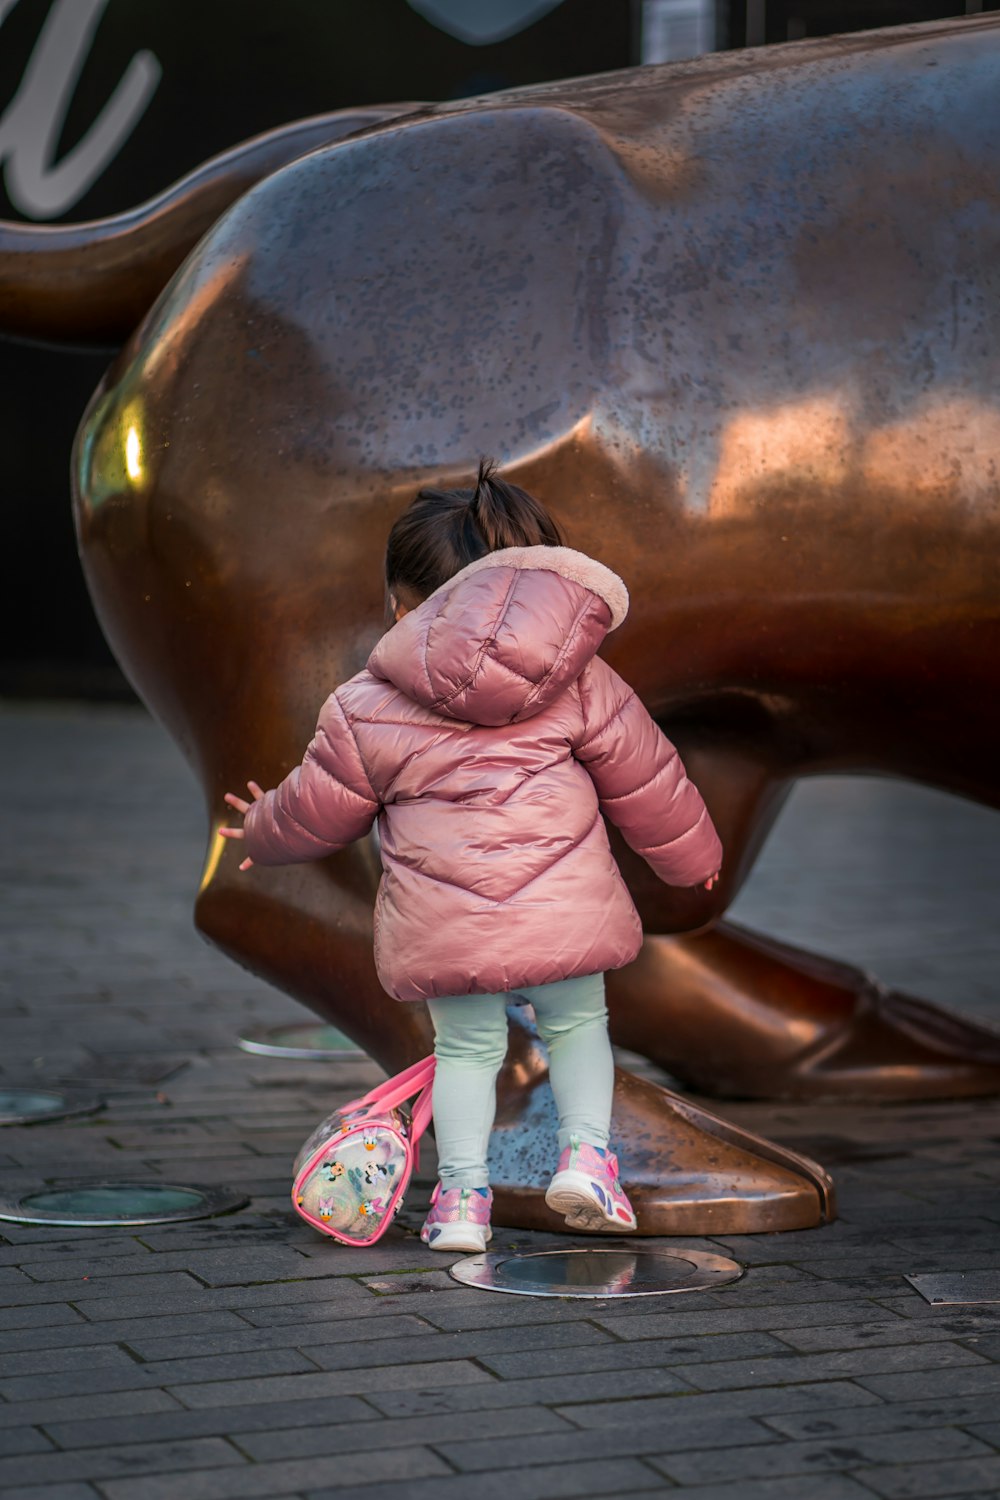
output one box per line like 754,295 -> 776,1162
703,870 -> 721,891
220,781 -> 265,871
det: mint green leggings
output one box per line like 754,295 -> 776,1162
426,972 -> 613,1190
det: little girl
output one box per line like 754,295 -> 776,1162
221,460 -> 721,1252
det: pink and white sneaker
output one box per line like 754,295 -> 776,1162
545,1136 -> 637,1232
420,1183 -> 493,1253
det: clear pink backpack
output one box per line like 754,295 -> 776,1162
291,1056 -> 435,1245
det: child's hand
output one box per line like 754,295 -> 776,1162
220,781 -> 265,871
703,870 -> 721,891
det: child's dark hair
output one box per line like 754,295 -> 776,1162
385,457 -> 563,606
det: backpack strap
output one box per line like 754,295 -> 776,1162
410,1079 -> 434,1144
339,1054 -> 436,1120
408,1076 -> 435,1172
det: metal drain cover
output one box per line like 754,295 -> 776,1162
0,1181 -> 249,1227
236,1022 -> 364,1060
0,1088 -> 104,1126
905,1271 -> 1000,1306
449,1246 -> 743,1298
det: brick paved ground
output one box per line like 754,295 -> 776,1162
1,701 -> 999,1500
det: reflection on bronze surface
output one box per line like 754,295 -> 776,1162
5,16 -> 1000,1231
0,107 -> 418,346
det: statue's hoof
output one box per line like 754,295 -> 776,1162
610,926 -> 1000,1104
488,1060 -> 835,1236
764,985 -> 1000,1102
664,983 -> 1000,1103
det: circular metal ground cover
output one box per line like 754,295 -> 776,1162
236,1022 -> 364,1060
450,1246 -> 743,1298
0,1181 -> 249,1227
0,1088 -> 104,1126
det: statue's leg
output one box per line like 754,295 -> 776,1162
195,857 -> 433,1077
608,732 -> 1000,1102
76,378 -> 833,1230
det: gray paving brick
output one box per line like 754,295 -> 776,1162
770,1316 -> 1000,1353
800,1252 -> 1000,1280
608,1479 -> 877,1500
302,1320 -> 617,1376
556,1380 -> 883,1429
130,1225 -> 301,1254
706,1264 -> 824,1287
0,1437 -> 242,1490
306,1457 -> 665,1500
0,1272 -> 203,1307
411,1287 -> 887,1332
73,1276 -> 376,1322
712,1233 -> 904,1265
857,1364 -> 1000,1402
0,1310 -> 252,1356
856,1493 -> 1000,1500
0,1426 -> 55,1457
651,1425 -> 994,1486
0,1268 -> 32,1289
0,1348 -> 317,1403
698,1282 -> 905,1312
0,1391 -> 180,1432
97,1446 -> 450,1500
121,1311 -> 431,1362
0,1484 -> 101,1500
889,1229 -> 1000,1257
246,1289 -> 583,1332
0,1237 -> 151,1268
591,1300 -> 899,1342
0,1344 -> 142,1379
953,1331 -> 1000,1361
16,1245 -> 325,1287
764,1394 -> 1000,1441
170,1357 -> 496,1410
43,1396 -> 377,1453
237,1403 -> 572,1462
875,1298 -> 1000,1325
475,1329 -> 785,1380
668,1340 -> 987,1392
799,1275 -> 952,1300
964,1423 -> 1000,1449
0,1303 -> 85,1332
432,1416 -> 777,1472
369,1366 -> 688,1420
282,1239 -> 453,1275
855,1455 -> 1000,1497
360,1270 -> 464,1295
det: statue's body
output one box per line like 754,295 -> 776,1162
4,15 -> 999,1233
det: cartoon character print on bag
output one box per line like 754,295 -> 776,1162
362,1157 -> 396,1186
313,1180 -> 355,1223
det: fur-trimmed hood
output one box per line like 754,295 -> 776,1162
367,546 -> 629,727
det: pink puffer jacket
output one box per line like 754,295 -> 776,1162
244,547 -> 722,1001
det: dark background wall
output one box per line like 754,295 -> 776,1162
0,0 -> 995,696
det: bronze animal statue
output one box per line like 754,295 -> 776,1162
3,15 -> 999,1234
